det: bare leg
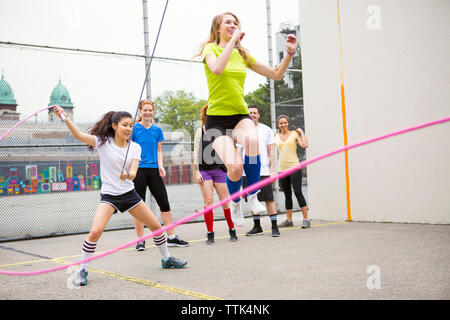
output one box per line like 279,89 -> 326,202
86,203 -> 115,243
129,202 -> 163,235
133,218 -> 145,238
266,200 -> 277,215
286,209 -> 293,222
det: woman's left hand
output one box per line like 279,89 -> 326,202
159,167 -> 166,177
120,170 -> 129,181
285,34 -> 297,53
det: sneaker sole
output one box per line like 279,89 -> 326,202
245,232 -> 264,236
162,263 -> 187,269
271,232 -> 281,237
167,243 -> 189,247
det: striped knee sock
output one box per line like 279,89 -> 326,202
80,239 -> 97,270
153,233 -> 170,261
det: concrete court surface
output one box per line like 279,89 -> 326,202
0,214 -> 449,301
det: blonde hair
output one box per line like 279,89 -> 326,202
195,12 -> 250,64
136,100 -> 154,123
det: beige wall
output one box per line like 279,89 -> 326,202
299,0 -> 450,223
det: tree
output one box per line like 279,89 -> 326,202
245,54 -> 304,130
245,54 -> 306,161
153,90 -> 206,140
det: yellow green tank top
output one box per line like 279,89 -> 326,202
202,43 -> 256,116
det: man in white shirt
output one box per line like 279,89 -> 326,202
243,106 -> 280,237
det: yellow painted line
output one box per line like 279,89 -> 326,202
337,0 -> 352,221
0,249 -> 133,268
0,221 -> 346,299
0,221 -> 347,268
47,257 -> 222,300
87,267 -> 222,300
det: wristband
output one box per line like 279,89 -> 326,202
287,50 -> 296,56
60,113 -> 67,121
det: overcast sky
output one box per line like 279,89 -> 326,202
0,0 -> 299,122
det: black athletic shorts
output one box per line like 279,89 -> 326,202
204,114 -> 251,138
100,189 -> 143,214
243,175 -> 274,202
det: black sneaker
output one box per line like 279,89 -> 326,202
161,256 -> 187,269
205,231 -> 214,245
245,225 -> 264,236
229,229 -> 238,242
136,241 -> 146,251
167,235 -> 189,247
271,226 -> 281,237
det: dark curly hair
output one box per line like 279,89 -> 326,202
88,111 -> 132,151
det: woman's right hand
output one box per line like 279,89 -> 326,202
195,171 -> 203,184
231,28 -> 245,43
53,106 -> 66,120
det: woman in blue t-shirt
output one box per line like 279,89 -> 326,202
131,100 -> 189,250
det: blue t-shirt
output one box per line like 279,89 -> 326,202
131,123 -> 164,168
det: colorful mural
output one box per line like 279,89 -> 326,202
0,161 -> 101,196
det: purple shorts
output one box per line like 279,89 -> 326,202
200,167 -> 227,183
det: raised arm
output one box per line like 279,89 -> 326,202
53,106 -> 96,147
204,29 -> 244,75
249,34 -> 297,80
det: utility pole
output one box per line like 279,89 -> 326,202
266,0 -> 280,193
142,0 -> 151,99
266,0 -> 276,132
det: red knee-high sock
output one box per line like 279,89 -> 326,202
223,207 -> 234,229
204,207 -> 214,232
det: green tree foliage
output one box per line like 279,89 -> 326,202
153,90 -> 206,140
245,55 -> 306,161
245,54 -> 304,131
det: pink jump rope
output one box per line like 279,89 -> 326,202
1,115 -> 448,276
0,0 -> 449,275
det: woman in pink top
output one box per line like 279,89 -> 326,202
275,115 -> 310,229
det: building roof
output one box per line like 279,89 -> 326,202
0,73 -> 17,105
48,79 -> 74,108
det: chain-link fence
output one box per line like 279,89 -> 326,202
0,1 -> 306,241
0,117 -> 203,241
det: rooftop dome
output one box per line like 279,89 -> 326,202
0,73 -> 17,105
48,79 -> 74,108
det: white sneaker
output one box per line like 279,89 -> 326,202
230,200 -> 244,227
248,192 -> 267,215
